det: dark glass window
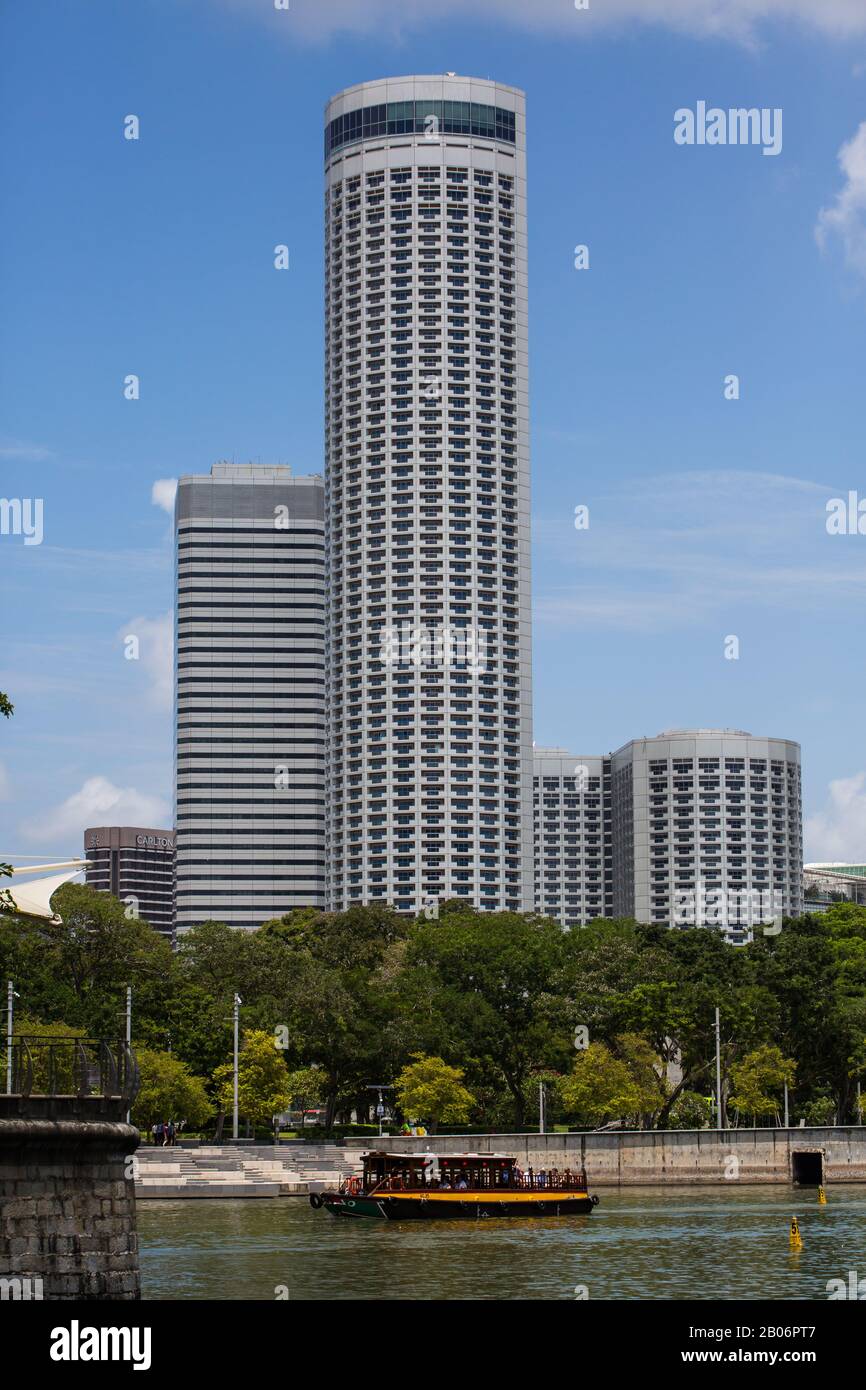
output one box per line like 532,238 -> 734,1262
326,99 -> 516,157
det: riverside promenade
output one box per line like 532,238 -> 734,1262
345,1127 -> 866,1185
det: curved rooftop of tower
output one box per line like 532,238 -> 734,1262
656,728 -> 752,738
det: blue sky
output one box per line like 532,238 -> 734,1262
1,0 -> 866,863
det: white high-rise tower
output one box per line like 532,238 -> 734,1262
324,76 -> 533,913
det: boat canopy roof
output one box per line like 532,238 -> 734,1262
363,1151 -> 517,1163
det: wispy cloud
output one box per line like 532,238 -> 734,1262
7,546 -> 169,577
0,440 -> 54,463
805,772 -> 866,861
151,479 -> 178,515
117,611 -> 174,711
19,776 -> 171,848
534,469 -> 866,633
816,121 -> 866,282
212,0 -> 866,45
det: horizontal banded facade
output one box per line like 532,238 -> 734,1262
174,463 -> 325,932
84,825 -> 175,941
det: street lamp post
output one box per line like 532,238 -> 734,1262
367,1085 -> 393,1137
233,994 -> 242,1141
714,1007 -> 723,1131
125,985 -> 132,1125
6,980 -> 20,1094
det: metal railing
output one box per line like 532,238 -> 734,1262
3,1036 -> 140,1105
356,1167 -> 590,1196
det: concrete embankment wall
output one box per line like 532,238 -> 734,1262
0,1114 -> 140,1299
346,1128 -> 866,1184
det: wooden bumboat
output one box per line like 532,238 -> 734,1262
310,1150 -> 599,1220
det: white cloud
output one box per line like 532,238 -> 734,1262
0,440 -> 54,462
119,611 -> 174,710
151,478 -> 178,514
816,122 -> 866,280
805,773 -> 866,861
213,0 -> 866,44
19,776 -> 171,847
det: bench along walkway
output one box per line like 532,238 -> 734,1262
134,1144 -> 362,1199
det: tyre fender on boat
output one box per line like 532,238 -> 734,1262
309,1192 -> 323,1209
591,1195 -> 599,1206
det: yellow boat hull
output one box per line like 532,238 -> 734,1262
312,1190 -> 598,1219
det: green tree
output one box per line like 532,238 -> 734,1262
285,1065 -> 325,1115
667,1090 -> 713,1130
615,1032 -> 670,1127
561,1034 -> 669,1129
261,904 -> 413,1131
560,1041 -> 640,1128
132,1048 -> 212,1132
407,903 -> 568,1128
38,883 -> 175,1034
729,1044 -> 796,1126
801,1094 -> 836,1126
213,1029 -> 292,1130
0,884 -> 176,1041
394,1054 -> 475,1133
751,912 -> 863,1121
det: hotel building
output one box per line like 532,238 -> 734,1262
323,76 -> 534,913
84,826 -> 175,941
534,730 -> 803,943
533,748 -> 613,928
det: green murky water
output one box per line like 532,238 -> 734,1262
137,1185 -> 866,1300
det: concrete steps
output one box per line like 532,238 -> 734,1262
134,1144 -> 362,1199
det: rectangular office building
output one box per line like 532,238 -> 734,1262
84,825 -> 175,940
174,463 -> 325,932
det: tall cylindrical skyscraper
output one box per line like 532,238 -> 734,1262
324,76 -> 533,914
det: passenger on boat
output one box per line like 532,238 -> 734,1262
455,1176 -> 468,1190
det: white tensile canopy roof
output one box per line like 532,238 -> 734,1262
3,861 -> 88,923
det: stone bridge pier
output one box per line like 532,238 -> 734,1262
0,1038 -> 141,1300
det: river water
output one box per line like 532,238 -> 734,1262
137,1185 -> 866,1300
